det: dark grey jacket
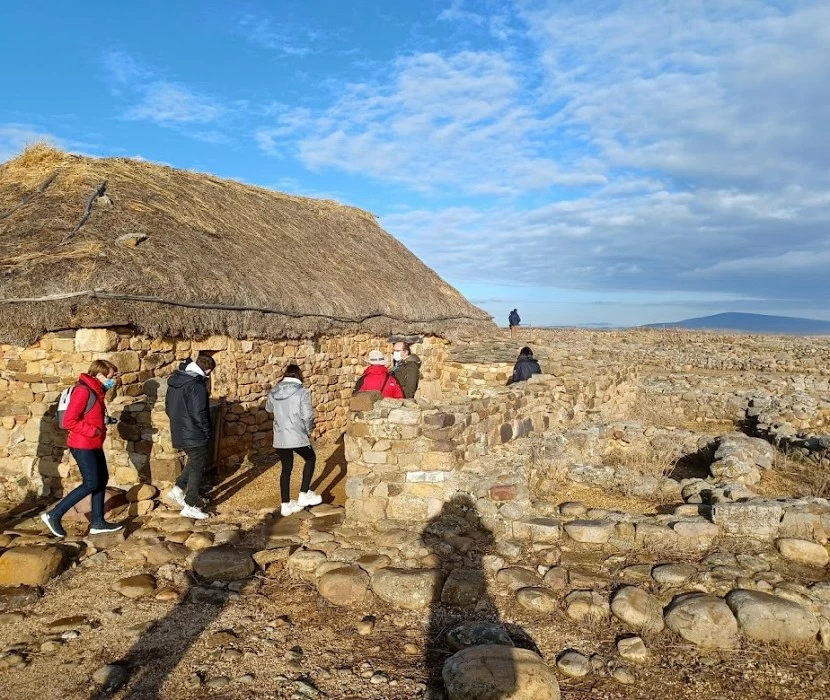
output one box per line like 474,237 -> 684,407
265,379 -> 314,449
509,356 -> 541,385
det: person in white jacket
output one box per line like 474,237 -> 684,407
265,364 -> 322,516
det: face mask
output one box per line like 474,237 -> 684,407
102,378 -> 116,390
392,351 -> 402,362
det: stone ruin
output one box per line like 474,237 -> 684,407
0,329 -> 829,698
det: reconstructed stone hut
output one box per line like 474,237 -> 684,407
0,146 -> 493,501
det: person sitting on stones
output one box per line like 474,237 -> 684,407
266,364 -> 322,517
391,340 -> 421,399
354,350 -> 404,399
41,359 -> 123,538
508,346 -> 542,385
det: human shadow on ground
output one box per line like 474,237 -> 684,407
310,433 -> 346,501
91,500 -> 336,700
424,494 -> 541,699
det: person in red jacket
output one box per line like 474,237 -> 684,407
41,359 -> 123,538
354,350 -> 404,399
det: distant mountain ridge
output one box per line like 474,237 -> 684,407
643,312 -> 830,335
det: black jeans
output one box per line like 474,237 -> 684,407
277,445 -> 316,503
175,445 -> 209,507
50,448 -> 109,526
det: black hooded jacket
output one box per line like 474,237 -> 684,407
165,361 -> 212,449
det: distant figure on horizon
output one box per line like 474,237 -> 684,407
509,308 -> 521,338
508,346 -> 541,385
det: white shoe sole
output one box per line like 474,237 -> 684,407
89,525 -> 123,535
181,509 -> 209,520
41,512 -> 65,538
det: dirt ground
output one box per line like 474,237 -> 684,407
2,438 -> 829,698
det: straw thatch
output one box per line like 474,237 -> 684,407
0,146 -> 493,345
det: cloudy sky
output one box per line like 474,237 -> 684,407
2,1 -> 828,326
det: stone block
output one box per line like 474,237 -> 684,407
149,458 -> 181,482
388,408 -> 421,425
75,329 -> 118,352
350,392 -> 382,413
406,470 -> 447,483
488,484 -> 517,501
421,451 -> 457,471
106,351 -> 140,373
0,546 -> 66,586
711,502 -> 784,538
404,483 -> 445,499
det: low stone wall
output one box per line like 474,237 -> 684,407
344,366 -> 638,525
440,361 -> 514,395
0,328 -> 447,501
640,372 -> 830,428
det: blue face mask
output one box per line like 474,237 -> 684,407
103,378 -> 116,390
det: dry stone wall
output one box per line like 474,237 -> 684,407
0,328 -> 447,501
344,366 -> 638,525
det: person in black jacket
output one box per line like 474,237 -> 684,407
165,353 -> 216,519
508,346 -> 541,385
508,309 -> 521,338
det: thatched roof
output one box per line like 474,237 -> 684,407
0,146 -> 493,345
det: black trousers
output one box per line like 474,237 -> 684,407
175,445 -> 209,507
277,445 -> 316,503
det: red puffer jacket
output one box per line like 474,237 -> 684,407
354,365 -> 404,399
64,374 -> 108,450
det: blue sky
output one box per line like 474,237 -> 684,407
2,0 -> 829,326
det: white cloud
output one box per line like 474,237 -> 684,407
124,81 -> 225,125
102,50 -> 150,89
236,13 -> 321,56
262,51 -> 604,194
251,0 -> 830,315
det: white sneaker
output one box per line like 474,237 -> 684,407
297,490 -> 322,508
280,501 -> 303,517
166,485 -> 186,508
181,504 -> 209,520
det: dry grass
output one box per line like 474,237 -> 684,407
543,480 -> 666,514
755,445 -> 830,499
0,145 -> 493,344
603,442 -> 682,480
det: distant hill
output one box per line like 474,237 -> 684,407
643,312 -> 830,335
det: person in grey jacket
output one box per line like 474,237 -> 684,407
265,364 -> 321,516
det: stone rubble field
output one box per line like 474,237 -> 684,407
1,329 -> 830,699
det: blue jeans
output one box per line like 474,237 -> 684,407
50,448 -> 109,526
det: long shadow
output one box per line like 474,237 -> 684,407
424,495 -> 541,698
310,433 -> 346,501
92,505 -> 307,699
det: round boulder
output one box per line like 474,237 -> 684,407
370,568 -> 445,611
664,593 -> 739,649
443,644 -> 560,700
191,547 -> 255,582
317,566 -> 371,607
725,589 -> 820,643
516,587 -> 559,614
611,586 -> 665,634
447,622 -> 514,652
776,538 -> 830,568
